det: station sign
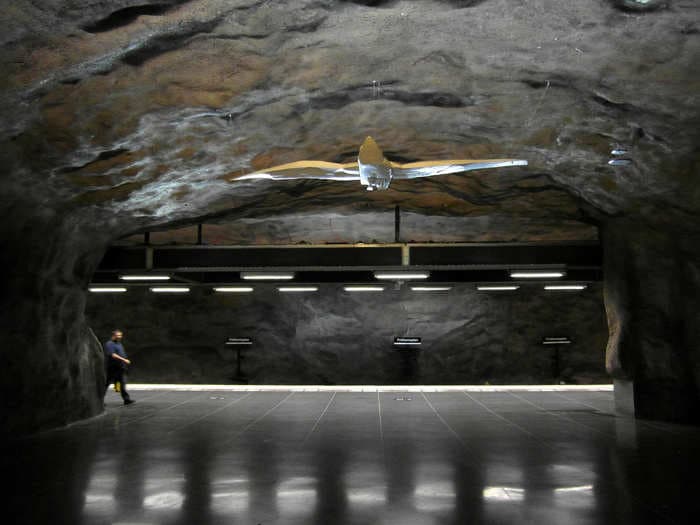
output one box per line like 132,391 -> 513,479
393,337 -> 422,346
226,337 -> 253,345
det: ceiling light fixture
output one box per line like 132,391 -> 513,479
213,287 -> 254,293
608,159 -> 632,166
278,286 -> 319,293
510,271 -> 564,279
150,287 -> 190,293
344,285 -> 385,292
544,284 -> 587,291
120,274 -> 170,281
614,1 -> 667,13
610,148 -> 628,156
410,286 -> 452,292
374,272 -> 430,280
241,272 -> 295,280
477,285 -> 520,291
88,287 -> 127,293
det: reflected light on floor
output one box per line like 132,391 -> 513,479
143,491 -> 184,510
347,488 -> 386,506
414,481 -> 456,512
277,477 -> 317,515
483,486 -> 525,502
211,490 -> 249,513
555,484 -> 594,493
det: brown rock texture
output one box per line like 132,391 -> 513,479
0,0 -> 699,432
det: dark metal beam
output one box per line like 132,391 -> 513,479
97,242 -> 601,272
395,205 -> 400,243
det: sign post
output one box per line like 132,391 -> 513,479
226,337 -> 253,382
542,337 -> 571,381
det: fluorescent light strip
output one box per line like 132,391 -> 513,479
126,384 -> 613,392
150,287 -> 190,293
608,159 -> 632,166
344,286 -> 384,292
374,272 -> 429,280
278,286 -> 318,293
88,287 -> 127,293
477,285 -> 520,291
510,271 -> 564,279
544,285 -> 587,291
410,286 -> 452,292
544,337 -> 570,341
120,275 -> 170,281
543,340 -> 572,344
241,272 -> 294,280
213,287 -> 254,293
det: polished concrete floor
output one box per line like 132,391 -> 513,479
4,389 -> 700,524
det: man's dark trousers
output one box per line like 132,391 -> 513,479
105,364 -> 131,402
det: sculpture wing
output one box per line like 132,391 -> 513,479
231,161 -> 360,182
391,159 -> 528,179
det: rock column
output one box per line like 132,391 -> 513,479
603,217 -> 700,423
0,200 -> 110,435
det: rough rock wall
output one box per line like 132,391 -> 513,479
0,0 -> 699,432
85,284 -> 608,385
0,200 -> 110,435
117,211 -> 598,245
603,216 -> 700,422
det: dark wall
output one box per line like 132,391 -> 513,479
86,283 -> 608,385
0,205 -> 110,435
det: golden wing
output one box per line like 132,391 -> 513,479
391,159 -> 528,179
231,161 -> 360,182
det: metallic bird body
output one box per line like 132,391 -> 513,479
232,136 -> 527,191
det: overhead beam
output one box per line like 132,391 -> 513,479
98,242 -> 601,272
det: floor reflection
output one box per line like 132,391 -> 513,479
3,390 -> 699,524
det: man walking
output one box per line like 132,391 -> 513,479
104,329 -> 135,405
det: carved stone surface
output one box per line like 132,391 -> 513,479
1,0 -> 699,432
85,284 -> 608,385
0,206 -> 111,434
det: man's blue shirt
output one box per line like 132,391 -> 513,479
104,341 -> 127,368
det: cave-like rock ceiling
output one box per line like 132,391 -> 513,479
0,0 -> 698,242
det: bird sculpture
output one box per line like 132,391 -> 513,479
231,136 -> 527,191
